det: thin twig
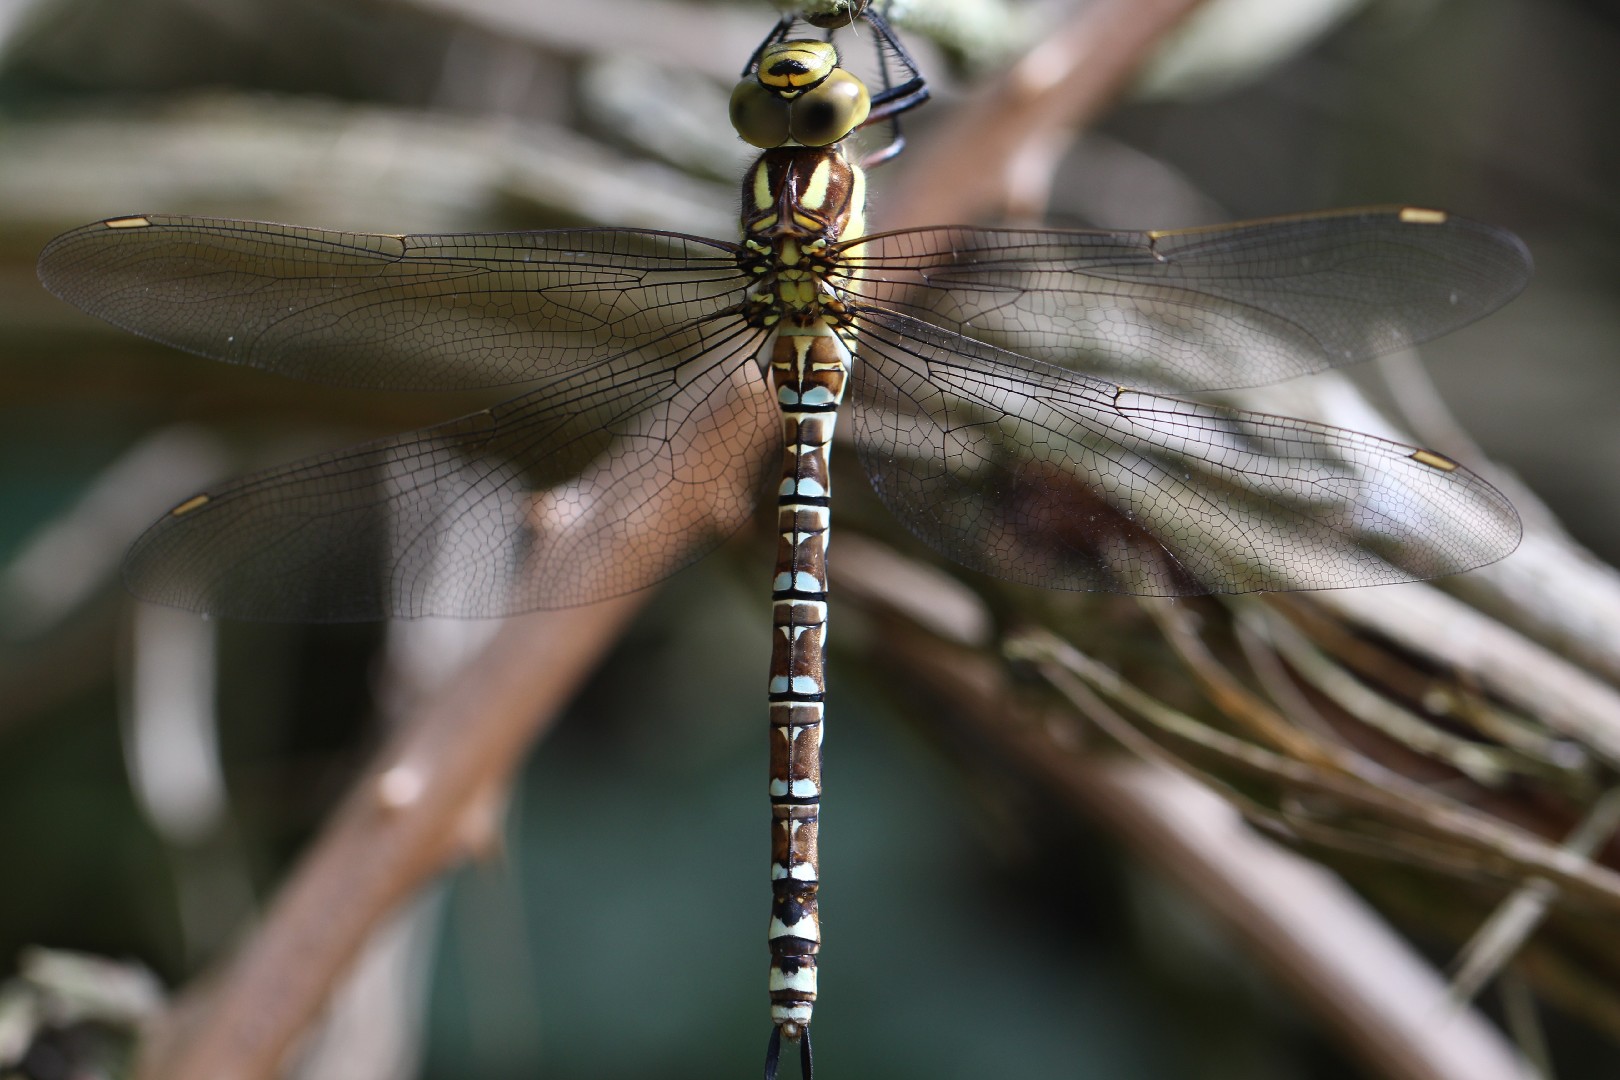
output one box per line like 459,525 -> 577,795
1247,602 -> 1520,786
1143,597 -> 1337,763
1312,586 -> 1620,768
1010,629 -> 1620,914
1450,788 -> 1620,1006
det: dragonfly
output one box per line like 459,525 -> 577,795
37,5 -> 1527,1077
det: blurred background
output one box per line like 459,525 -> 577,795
1,0 -> 1618,1078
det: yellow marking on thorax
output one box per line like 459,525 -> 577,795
841,166 -> 867,243
801,158 -> 832,211
1410,448 -> 1459,471
753,163 -> 773,212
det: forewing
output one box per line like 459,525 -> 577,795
124,316 -> 775,619
38,215 -> 748,390
838,208 -> 1530,392
849,309 -> 1520,595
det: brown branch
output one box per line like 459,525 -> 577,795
1071,765 -> 1539,1080
829,534 -> 1541,1080
135,598 -> 643,1080
880,0 -> 1209,228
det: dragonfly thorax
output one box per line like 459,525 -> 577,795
740,146 -> 866,330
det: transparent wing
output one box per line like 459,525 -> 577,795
837,207 -> 1530,392
38,215 -> 749,390
849,309 -> 1521,595
124,316 -> 775,619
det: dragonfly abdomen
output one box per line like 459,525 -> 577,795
764,322 -> 850,1039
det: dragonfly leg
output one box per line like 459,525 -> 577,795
854,7 -> 929,168
742,14 -> 800,78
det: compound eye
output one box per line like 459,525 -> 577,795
788,69 -> 870,147
730,79 -> 791,149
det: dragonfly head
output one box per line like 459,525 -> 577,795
731,40 -> 871,150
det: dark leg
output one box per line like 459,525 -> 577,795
742,14 -> 800,78
853,6 -> 930,168
862,7 -> 930,123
